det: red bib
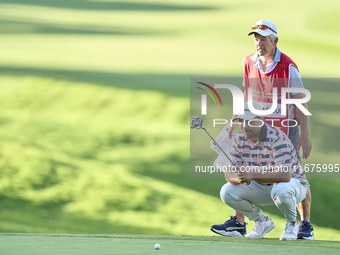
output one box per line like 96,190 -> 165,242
243,52 -> 300,135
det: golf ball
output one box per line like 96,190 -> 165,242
154,243 -> 161,250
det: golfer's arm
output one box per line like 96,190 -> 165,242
225,178 -> 241,185
292,93 -> 310,136
225,138 -> 243,184
250,168 -> 291,183
225,170 -> 239,184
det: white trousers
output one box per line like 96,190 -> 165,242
220,178 -> 309,222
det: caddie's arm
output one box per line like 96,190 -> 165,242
292,93 -> 312,159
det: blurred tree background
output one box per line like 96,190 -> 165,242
0,0 -> 340,240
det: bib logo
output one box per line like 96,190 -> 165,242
196,82 -> 312,116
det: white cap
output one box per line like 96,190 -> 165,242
247,19 -> 278,37
232,102 -> 262,121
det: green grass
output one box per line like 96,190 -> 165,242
1,76 -> 340,241
0,0 -> 340,244
1,234 -> 340,255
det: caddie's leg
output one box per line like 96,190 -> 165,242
297,187 -> 314,240
288,124 -> 312,221
234,211 -> 245,224
297,187 -> 311,222
288,124 -> 314,239
220,182 -> 272,222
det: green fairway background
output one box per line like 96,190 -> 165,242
0,0 -> 340,243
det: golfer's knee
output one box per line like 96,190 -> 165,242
220,183 -> 237,205
271,186 -> 293,204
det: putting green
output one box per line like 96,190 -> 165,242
1,234 -> 339,255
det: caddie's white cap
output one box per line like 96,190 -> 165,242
232,102 -> 262,121
247,19 -> 278,37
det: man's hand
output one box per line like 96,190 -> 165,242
225,122 -> 237,139
292,93 -> 312,160
236,170 -> 252,184
298,134 -> 312,159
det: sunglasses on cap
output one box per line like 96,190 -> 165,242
251,24 -> 277,34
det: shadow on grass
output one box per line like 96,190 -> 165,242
0,0 -> 217,11
0,197 -> 171,234
131,156 -> 225,198
0,65 -> 198,97
311,120 -> 340,153
0,19 -> 179,36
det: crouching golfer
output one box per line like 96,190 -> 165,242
211,106 -> 309,240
